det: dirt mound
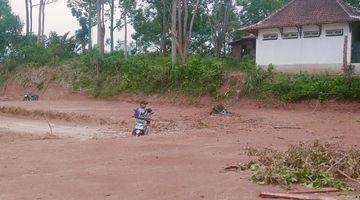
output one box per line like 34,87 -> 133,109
1,66 -> 89,101
0,106 -> 114,125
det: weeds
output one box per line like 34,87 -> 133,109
241,141 -> 360,190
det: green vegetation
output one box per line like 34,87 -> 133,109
241,141 -> 360,190
241,60 -> 360,102
70,52 -> 224,97
2,48 -> 360,103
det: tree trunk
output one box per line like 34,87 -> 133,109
41,0 -> 45,37
171,0 -> 177,64
29,0 -> 33,33
88,8 -> 92,50
124,10 -> 128,59
160,0 -> 167,54
177,0 -> 182,55
25,0 -> 29,35
37,0 -> 43,43
110,0 -> 114,52
183,0 -> 188,56
97,0 -> 105,56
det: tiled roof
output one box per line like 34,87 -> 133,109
229,34 -> 256,45
241,0 -> 360,31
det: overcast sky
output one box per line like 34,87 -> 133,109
8,0 -> 133,49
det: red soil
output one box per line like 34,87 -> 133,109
0,79 -> 359,199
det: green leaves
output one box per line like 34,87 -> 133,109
0,0 -> 22,59
70,54 -> 224,98
236,0 -> 288,25
240,60 -> 360,103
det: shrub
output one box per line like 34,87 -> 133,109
241,61 -> 360,102
70,54 -> 224,98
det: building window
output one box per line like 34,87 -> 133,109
282,32 -> 298,39
326,29 -> 343,36
303,30 -> 320,38
263,33 -> 278,40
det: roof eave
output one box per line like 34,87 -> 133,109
241,19 -> 360,31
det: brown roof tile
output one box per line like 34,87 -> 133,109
242,0 -> 360,31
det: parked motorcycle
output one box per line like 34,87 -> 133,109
23,92 -> 39,101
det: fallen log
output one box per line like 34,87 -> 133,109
259,192 -> 336,200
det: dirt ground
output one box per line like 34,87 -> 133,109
1,97 -> 360,200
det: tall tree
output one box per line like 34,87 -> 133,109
25,0 -> 35,34
207,0 -> 238,58
171,0 -> 177,63
132,0 -> 171,54
119,0 -> 136,58
25,0 -> 30,35
171,0 -> 201,63
36,0 -> 58,44
97,0 -> 105,55
0,0 -> 22,59
109,0 -> 115,52
37,0 -> 44,43
29,0 -> 33,32
67,0 -> 97,50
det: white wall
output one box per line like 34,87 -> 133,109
256,23 -> 352,71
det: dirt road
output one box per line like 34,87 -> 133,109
0,99 -> 359,200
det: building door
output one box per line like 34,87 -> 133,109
352,43 -> 360,63
352,23 -> 360,63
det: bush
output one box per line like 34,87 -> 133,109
241,61 -> 360,102
70,53 -> 224,98
222,56 -> 257,72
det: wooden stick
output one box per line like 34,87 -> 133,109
288,188 -> 340,194
337,169 -> 360,184
273,126 -> 301,130
259,192 -> 336,200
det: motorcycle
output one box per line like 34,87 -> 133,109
23,92 -> 39,101
132,109 -> 154,136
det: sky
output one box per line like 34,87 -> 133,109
8,0 -> 133,50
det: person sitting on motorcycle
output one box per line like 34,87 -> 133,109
134,100 -> 153,124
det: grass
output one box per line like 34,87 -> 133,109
2,48 -> 360,103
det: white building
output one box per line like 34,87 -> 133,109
240,0 -> 360,73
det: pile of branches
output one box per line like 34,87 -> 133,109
241,141 -> 360,190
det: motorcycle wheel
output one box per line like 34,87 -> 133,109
133,129 -> 142,137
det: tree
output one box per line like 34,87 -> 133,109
36,0 -> 58,44
46,32 -> 79,58
236,0 -> 287,25
206,0 -> 239,57
25,0 -> 30,34
344,0 -> 360,9
109,0 -> 115,52
97,0 -> 105,55
119,0 -> 136,58
0,0 -> 22,59
171,0 -> 201,63
132,0 -> 172,54
67,0 -> 97,50
25,0 -> 36,34
171,0 -> 177,63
